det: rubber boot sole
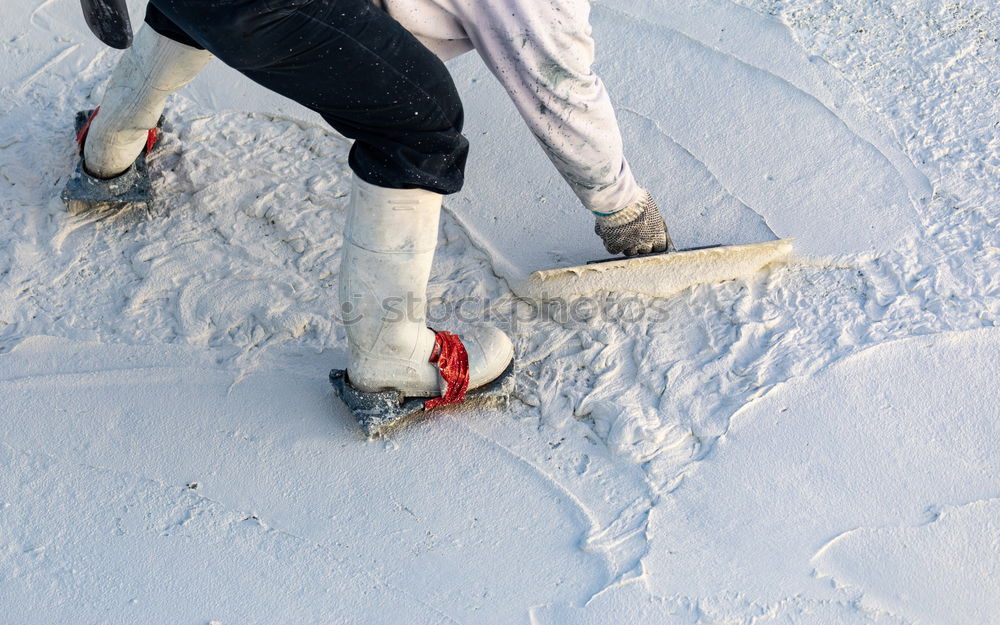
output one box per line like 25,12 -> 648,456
330,361 -> 516,438
61,109 -> 162,216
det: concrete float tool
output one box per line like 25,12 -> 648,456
515,239 -> 794,301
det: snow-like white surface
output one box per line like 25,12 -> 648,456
0,338 -> 613,623
815,499 -> 1000,625
643,328 -> 999,610
1,0 -> 998,623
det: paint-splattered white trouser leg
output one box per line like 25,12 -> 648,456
378,0 -> 643,214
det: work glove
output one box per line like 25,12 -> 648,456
594,190 -> 675,256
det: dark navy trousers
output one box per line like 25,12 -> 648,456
144,0 -> 468,194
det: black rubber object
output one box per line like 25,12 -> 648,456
586,244 -> 724,266
80,0 -> 133,49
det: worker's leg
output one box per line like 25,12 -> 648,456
145,0 -> 509,395
148,0 -> 468,193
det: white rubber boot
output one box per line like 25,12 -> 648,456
84,25 -> 212,179
339,176 -> 514,396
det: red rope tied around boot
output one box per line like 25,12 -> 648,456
145,126 -> 159,153
75,107 -> 158,155
76,107 -> 100,154
425,330 -> 470,410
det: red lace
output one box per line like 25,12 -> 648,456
75,106 -> 158,154
75,107 -> 100,153
425,330 -> 470,410
145,126 -> 158,153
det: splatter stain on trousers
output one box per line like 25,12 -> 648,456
145,0 -> 468,194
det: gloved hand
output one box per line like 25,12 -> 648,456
594,190 -> 675,256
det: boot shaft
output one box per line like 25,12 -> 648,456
84,26 -> 212,178
339,177 -> 443,366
